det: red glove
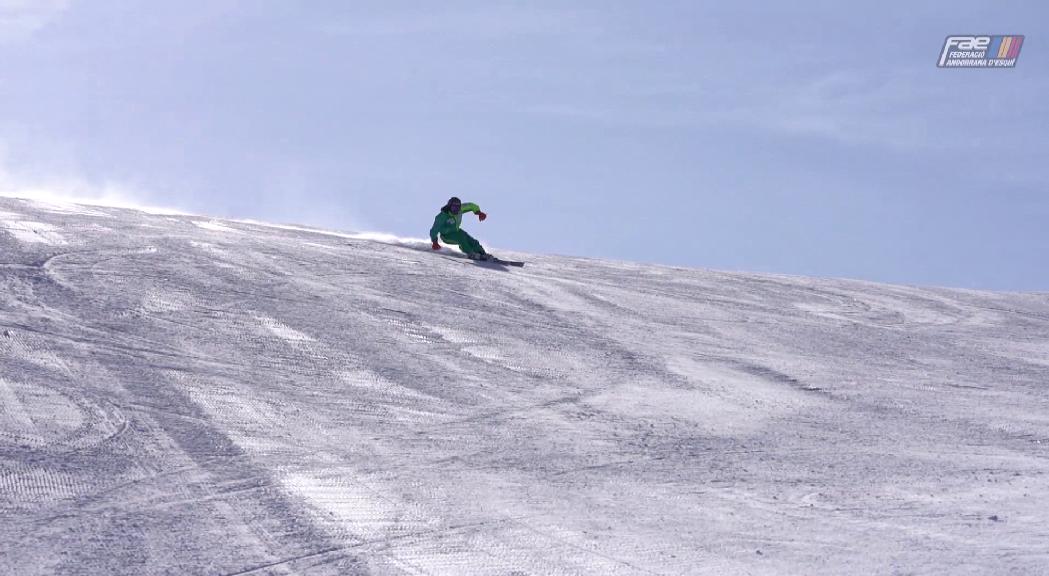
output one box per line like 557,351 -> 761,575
477,211 -> 487,221
431,241 -> 441,250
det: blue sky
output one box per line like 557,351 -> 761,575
0,1 -> 1045,290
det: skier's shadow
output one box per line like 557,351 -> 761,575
430,248 -> 513,271
395,243 -> 517,271
468,259 -> 513,271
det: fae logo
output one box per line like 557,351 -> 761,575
938,35 -> 1024,68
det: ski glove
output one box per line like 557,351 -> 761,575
431,241 -> 441,250
477,211 -> 487,221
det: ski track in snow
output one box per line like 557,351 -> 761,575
0,220 -> 68,245
0,196 -> 1048,575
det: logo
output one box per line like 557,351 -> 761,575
938,35 -> 1024,68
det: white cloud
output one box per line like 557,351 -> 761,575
0,0 -> 71,42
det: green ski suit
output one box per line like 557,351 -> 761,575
430,202 -> 486,255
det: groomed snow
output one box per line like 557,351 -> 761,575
1,197 -> 1047,575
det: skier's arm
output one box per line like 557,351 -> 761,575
461,202 -> 487,221
429,213 -> 444,243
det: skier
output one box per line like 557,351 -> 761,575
430,197 -> 491,260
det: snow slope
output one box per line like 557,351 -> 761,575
0,196 -> 1047,575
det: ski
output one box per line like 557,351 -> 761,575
469,253 -> 525,267
438,253 -> 525,267
489,257 -> 524,267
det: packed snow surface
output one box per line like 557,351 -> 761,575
0,197 -> 1047,575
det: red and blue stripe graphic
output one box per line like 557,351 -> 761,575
989,36 -> 1024,60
